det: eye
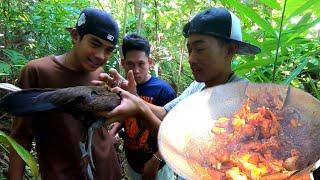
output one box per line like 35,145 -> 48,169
91,42 -> 100,47
91,90 -> 98,97
105,47 -> 114,54
196,48 -> 205,53
139,62 -> 145,66
187,48 -> 192,55
126,62 -> 133,67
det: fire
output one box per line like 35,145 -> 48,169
186,99 -> 300,180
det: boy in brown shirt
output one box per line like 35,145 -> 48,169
8,8 -> 121,180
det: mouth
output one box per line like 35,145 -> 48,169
134,76 -> 141,82
88,58 -> 102,68
191,67 -> 201,75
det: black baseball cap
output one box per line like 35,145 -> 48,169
183,7 -> 261,55
73,8 -> 119,45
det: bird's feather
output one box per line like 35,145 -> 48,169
0,85 -> 121,117
0,83 -> 22,92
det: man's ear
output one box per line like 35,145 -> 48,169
70,28 -> 80,44
120,58 -> 125,68
224,43 -> 238,63
228,43 -> 238,56
148,58 -> 154,68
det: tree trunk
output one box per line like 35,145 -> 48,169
134,0 -> 143,35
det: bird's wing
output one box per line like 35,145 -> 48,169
0,89 -> 57,116
33,87 -> 89,109
0,86 -> 121,116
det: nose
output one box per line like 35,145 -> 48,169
188,51 -> 197,64
95,49 -> 105,61
132,65 -> 140,73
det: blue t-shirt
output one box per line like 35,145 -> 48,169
124,76 -> 176,173
137,76 -> 176,106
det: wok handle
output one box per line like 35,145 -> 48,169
310,159 -> 320,180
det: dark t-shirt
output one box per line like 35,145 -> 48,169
123,76 -> 176,173
11,56 -> 121,180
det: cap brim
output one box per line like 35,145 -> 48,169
65,27 -> 74,32
233,40 -> 261,55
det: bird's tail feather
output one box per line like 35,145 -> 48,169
0,83 -> 22,92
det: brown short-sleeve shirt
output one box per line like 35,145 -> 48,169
11,56 -> 121,180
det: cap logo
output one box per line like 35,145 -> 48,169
107,34 -> 114,42
77,13 -> 86,27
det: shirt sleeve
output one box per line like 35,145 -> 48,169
156,85 -> 176,106
163,81 -> 205,112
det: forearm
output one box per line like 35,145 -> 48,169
147,103 -> 167,120
137,103 -> 162,136
8,136 -> 33,180
9,118 -> 33,180
9,147 -> 26,180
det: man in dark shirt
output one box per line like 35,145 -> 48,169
108,34 -> 176,179
9,8 -> 121,180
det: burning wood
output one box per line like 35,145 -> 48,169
185,99 -> 301,180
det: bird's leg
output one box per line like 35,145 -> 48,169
79,142 -> 94,180
87,118 -> 106,171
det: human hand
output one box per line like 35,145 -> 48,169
108,122 -> 122,144
98,87 -> 146,123
142,157 -> 160,180
92,68 -> 137,94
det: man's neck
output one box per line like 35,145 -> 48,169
205,71 -> 233,88
56,52 -> 82,71
138,74 -> 152,85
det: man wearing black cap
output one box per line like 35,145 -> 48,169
96,7 -> 261,178
9,8 -> 121,179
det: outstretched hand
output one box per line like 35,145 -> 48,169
92,68 -> 137,94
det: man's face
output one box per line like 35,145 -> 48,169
122,50 -> 152,84
74,34 -> 115,72
187,34 -> 231,87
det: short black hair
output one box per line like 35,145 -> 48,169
121,34 -> 150,58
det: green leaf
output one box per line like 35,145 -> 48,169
225,0 -> 276,37
307,74 -> 320,99
0,61 -> 11,74
283,17 -> 320,45
2,49 -> 27,65
234,59 -> 274,72
287,0 -> 319,19
258,0 -> 281,10
283,58 -> 309,85
0,130 -> 39,177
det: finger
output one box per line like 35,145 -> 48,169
110,86 -> 124,94
109,68 -> 123,81
98,73 -> 114,84
126,70 -> 137,94
91,80 -> 104,86
105,106 -> 125,119
127,70 -> 135,86
98,73 -> 116,88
